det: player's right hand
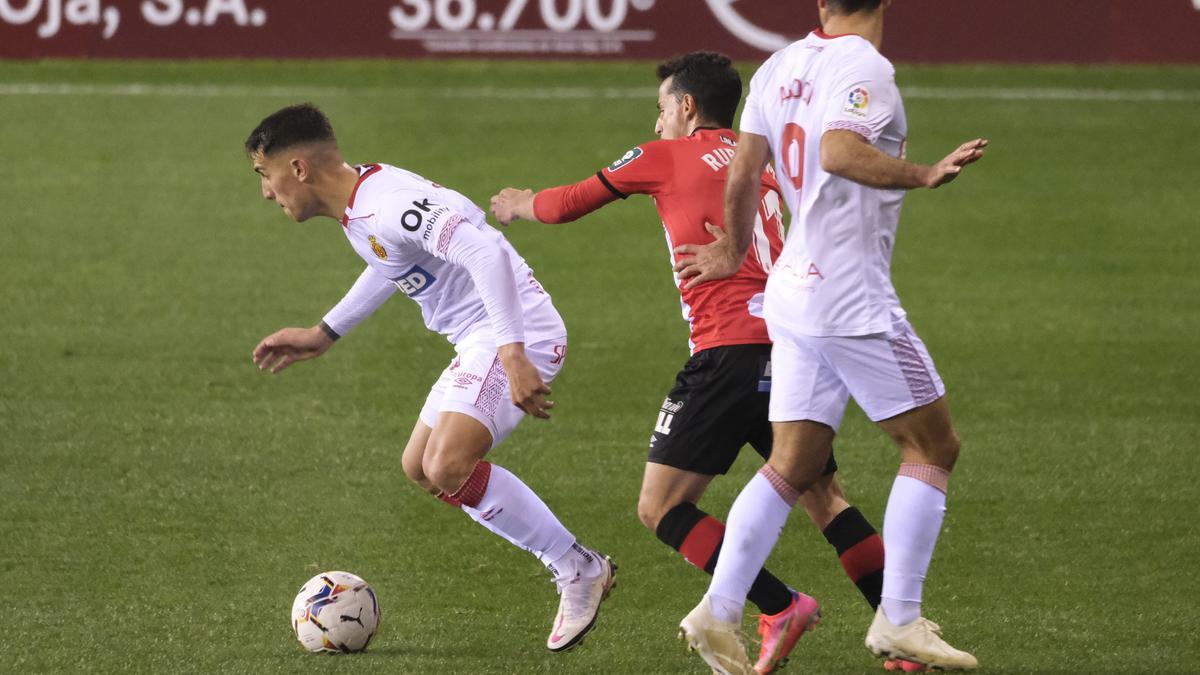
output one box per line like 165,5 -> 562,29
498,344 -> 554,419
252,326 -> 334,374
489,187 -> 535,226
672,222 -> 744,289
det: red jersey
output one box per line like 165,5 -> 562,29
533,128 -> 785,353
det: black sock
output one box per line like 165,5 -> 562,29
822,506 -> 885,610
656,501 -> 793,615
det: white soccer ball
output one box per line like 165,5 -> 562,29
291,571 -> 380,653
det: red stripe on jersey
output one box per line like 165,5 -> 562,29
341,164 -> 382,228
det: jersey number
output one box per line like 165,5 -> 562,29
654,410 -> 674,435
780,123 -> 806,190
751,189 -> 784,274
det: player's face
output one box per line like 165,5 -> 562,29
655,76 -> 688,140
251,150 -> 318,222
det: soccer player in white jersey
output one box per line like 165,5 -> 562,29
244,104 -> 615,652
674,1 -> 987,672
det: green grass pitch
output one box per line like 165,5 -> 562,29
1,60 -> 1198,673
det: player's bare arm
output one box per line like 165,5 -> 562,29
821,130 -> 988,190
252,325 -> 335,374
490,188 -> 538,225
497,342 -> 554,420
672,131 -> 772,289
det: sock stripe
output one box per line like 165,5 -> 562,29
678,515 -> 725,570
758,465 -> 800,507
654,501 -> 793,617
823,505 -> 884,610
447,460 -> 492,508
839,534 -> 886,582
898,462 -> 950,494
822,506 -> 878,555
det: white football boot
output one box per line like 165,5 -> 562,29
679,595 -> 755,675
546,552 -> 616,652
865,607 -> 977,670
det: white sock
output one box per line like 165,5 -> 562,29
458,463 -> 577,573
707,467 -> 799,624
881,472 -> 948,626
545,542 -> 600,584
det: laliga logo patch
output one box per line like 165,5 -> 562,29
607,147 -> 643,172
843,87 -> 870,118
368,235 -> 388,260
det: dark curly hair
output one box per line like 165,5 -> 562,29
244,103 -> 336,157
655,52 -> 742,129
827,0 -> 884,15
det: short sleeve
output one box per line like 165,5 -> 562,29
739,67 -> 770,138
598,140 -> 673,197
821,57 -> 898,144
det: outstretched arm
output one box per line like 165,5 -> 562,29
252,266 -> 396,374
253,326 -> 334,374
672,131 -> 772,289
821,131 -> 988,190
490,175 -> 619,226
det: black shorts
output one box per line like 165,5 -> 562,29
647,343 -> 839,477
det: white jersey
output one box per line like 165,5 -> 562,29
740,29 -> 909,337
323,164 -> 565,347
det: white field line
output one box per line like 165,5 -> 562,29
1,82 -> 1199,102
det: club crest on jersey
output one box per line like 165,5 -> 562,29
607,147 -> 643,172
368,235 -> 388,260
844,87 -> 870,118
391,265 -> 436,297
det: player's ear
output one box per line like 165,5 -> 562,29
290,157 -> 309,182
682,93 -> 698,118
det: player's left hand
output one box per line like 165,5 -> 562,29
672,222 -> 743,289
927,138 -> 988,189
489,188 -> 535,226
498,345 -> 554,419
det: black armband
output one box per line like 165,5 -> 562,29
318,321 -> 341,342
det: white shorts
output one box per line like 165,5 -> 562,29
768,317 -> 945,430
418,336 -> 568,449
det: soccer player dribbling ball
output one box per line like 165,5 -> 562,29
491,53 -> 917,674
674,1 -> 987,672
244,104 -> 614,652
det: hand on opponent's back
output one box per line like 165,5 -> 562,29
672,222 -> 743,290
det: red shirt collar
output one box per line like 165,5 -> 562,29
342,164 -> 382,228
814,27 -> 859,40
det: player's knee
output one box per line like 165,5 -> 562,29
936,432 -> 962,471
401,448 -> 427,486
636,495 -> 668,532
421,446 -> 474,494
911,431 -> 961,471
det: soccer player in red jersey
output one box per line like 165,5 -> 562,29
491,52 -> 902,674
